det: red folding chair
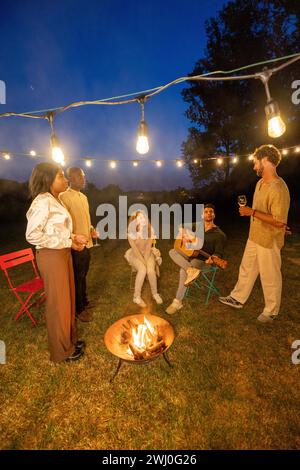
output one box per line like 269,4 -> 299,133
0,248 -> 45,326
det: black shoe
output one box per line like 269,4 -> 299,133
65,348 -> 84,362
76,340 -> 86,351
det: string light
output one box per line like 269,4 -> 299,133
258,70 -> 286,138
136,98 -> 149,155
0,53 -> 298,158
1,144 -> 300,168
30,150 -> 36,156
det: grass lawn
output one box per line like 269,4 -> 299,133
1,225 -> 300,450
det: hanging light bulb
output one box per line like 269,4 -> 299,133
133,161 -> 139,167
295,147 -> 300,153
265,100 -> 286,138
232,156 -> 238,164
176,160 -> 183,167
3,152 -> 11,160
51,134 -> 65,164
217,158 -> 223,165
282,149 -> 288,155
259,70 -> 286,138
248,154 -> 254,161
48,112 -> 65,164
110,161 -> 117,169
136,98 -> 149,155
85,159 -> 92,167
193,159 -> 198,164
156,160 -> 162,167
30,150 -> 36,157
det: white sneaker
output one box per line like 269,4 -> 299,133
165,298 -> 183,315
153,293 -> 163,304
133,297 -> 147,308
184,267 -> 201,286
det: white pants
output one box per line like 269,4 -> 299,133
230,239 -> 282,317
127,253 -> 158,298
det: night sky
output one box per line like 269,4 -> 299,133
0,0 -> 227,190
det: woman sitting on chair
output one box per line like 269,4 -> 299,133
125,211 -> 163,307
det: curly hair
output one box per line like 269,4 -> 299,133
253,144 -> 281,167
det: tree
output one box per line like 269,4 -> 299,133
182,0 -> 300,188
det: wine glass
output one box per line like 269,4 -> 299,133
237,195 -> 247,207
91,226 -> 100,247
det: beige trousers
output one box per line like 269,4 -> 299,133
36,248 -> 77,363
230,239 -> 282,317
126,251 -> 158,298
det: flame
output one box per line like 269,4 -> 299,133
126,316 -> 158,356
132,317 -> 155,349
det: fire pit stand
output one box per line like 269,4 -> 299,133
104,313 -> 175,382
110,351 -> 173,382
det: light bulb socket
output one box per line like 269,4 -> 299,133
265,100 -> 280,120
51,133 -> 59,147
137,120 -> 148,137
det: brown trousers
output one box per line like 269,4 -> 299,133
36,248 -> 77,363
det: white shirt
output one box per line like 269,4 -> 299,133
26,192 -> 73,250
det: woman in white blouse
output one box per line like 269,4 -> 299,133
125,211 -> 163,307
26,162 -> 88,363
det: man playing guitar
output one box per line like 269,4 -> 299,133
166,204 -> 227,315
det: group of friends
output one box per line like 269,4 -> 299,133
25,144 -> 290,364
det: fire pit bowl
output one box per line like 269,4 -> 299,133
104,313 -> 175,381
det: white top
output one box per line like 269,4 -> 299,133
26,192 -> 73,250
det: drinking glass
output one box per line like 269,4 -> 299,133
237,195 -> 247,207
91,226 -> 100,247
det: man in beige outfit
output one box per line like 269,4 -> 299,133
60,167 -> 95,322
219,144 -> 290,323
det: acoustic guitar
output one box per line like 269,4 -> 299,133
174,237 -> 228,270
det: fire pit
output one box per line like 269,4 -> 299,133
104,313 -> 175,381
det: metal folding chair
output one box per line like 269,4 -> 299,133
184,265 -> 220,305
0,248 -> 45,326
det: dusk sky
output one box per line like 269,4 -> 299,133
0,0 -> 227,190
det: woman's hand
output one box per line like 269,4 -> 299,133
72,234 -> 88,245
71,234 -> 88,251
71,240 -> 85,251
